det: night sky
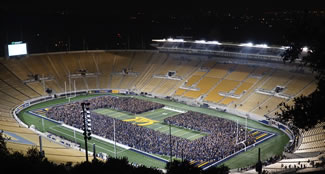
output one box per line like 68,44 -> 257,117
0,2 -> 324,56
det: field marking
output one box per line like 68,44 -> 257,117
57,125 -> 129,151
187,133 -> 203,140
48,126 -> 125,155
152,125 -> 165,130
163,106 -> 186,113
177,131 -> 192,137
171,129 -> 183,135
147,111 -> 177,120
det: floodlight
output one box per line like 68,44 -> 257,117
255,44 -> 269,48
239,42 -> 253,47
166,38 -> 184,42
302,47 -> 308,52
195,40 -> 206,43
280,46 -> 290,50
206,41 -> 222,45
152,39 -> 166,42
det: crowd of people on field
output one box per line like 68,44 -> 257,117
87,95 -> 165,114
46,96 -> 255,162
164,111 -> 256,160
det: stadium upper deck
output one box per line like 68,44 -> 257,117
151,38 -> 301,61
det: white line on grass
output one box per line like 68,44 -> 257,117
177,131 -> 194,137
187,133 -> 202,140
57,126 -> 128,152
153,125 -> 165,130
171,129 -> 183,135
49,126 -> 124,155
148,112 -> 175,120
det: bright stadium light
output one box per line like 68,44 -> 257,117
239,42 -> 254,47
175,39 -> 185,42
302,46 -> 309,52
152,39 -> 167,42
206,41 -> 222,45
194,40 -> 206,43
280,46 -> 290,50
166,38 -> 185,42
255,44 -> 269,48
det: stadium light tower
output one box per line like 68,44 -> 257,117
169,123 -> 172,162
81,102 -> 91,162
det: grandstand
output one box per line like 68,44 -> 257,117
0,39 -> 323,172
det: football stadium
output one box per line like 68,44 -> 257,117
1,4 -> 325,174
1,39 -> 324,173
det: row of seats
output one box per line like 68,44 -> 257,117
295,123 -> 325,153
0,59 -> 87,163
1,51 -> 317,119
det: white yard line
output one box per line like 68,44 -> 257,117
171,129 -> 183,135
163,106 -> 186,113
153,125 -> 165,130
187,133 -> 202,140
49,126 -> 121,154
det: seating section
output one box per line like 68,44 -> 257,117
153,80 -> 179,96
184,74 -> 202,87
0,50 -> 320,166
233,78 -> 257,95
260,70 -> 292,90
251,96 -> 286,116
295,123 -> 325,153
205,79 -> 239,103
183,77 -> 220,99
0,61 -> 87,164
1,52 -> 317,119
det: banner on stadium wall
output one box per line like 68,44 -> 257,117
91,90 -> 112,93
112,89 -> 119,94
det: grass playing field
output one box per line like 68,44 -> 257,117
17,93 -> 290,169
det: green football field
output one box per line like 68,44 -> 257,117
17,93 -> 289,169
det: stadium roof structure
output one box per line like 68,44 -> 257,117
151,38 -> 294,62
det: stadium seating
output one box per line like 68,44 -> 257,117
183,77 -> 220,99
204,79 -> 239,103
295,123 -> 325,153
1,51 -> 317,119
0,65 -> 87,164
259,70 -> 292,91
0,50 -> 320,166
283,75 -> 314,96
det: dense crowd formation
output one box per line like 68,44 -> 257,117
164,111 -> 256,160
86,95 -> 165,114
46,96 -> 254,162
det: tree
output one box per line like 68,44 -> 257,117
0,131 -> 9,161
166,160 -> 201,174
278,14 -> 325,130
203,165 -> 229,174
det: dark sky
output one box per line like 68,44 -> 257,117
1,1 -> 324,16
0,1 -> 324,55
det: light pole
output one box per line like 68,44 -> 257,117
81,102 -> 91,162
169,124 -> 172,162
